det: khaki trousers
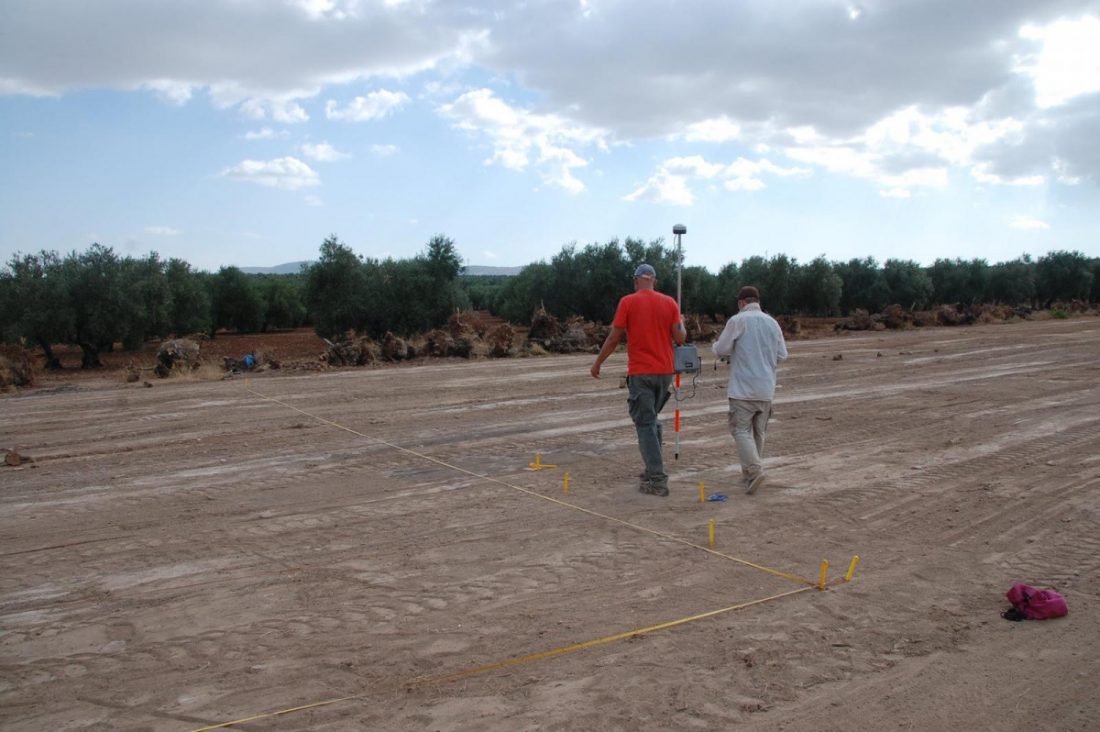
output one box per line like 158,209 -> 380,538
728,398 -> 772,486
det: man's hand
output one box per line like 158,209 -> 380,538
590,361 -> 602,378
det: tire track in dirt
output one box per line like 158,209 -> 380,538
841,416 -> 1100,540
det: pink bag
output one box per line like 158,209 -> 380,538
1003,583 -> 1068,621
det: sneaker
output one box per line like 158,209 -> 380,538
745,474 -> 766,495
639,481 -> 670,497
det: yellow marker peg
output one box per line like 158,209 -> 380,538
818,559 -> 829,590
528,452 -> 558,470
844,555 -> 860,582
563,472 -> 570,495
699,482 -> 705,504
708,519 -> 715,547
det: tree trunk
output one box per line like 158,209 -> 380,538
79,342 -> 104,369
37,339 -> 62,370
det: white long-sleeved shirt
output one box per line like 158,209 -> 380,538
711,303 -> 788,401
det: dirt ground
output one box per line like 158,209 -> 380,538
1,317 -> 1098,731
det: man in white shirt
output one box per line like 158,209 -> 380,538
711,286 -> 789,494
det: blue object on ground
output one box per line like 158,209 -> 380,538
707,494 -> 728,502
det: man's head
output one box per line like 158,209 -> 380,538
737,285 -> 760,305
633,263 -> 657,290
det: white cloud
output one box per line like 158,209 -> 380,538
971,166 -> 1045,186
304,194 -> 323,206
2,2 -> 1100,205
300,142 -> 350,161
142,80 -> 193,105
219,157 -> 320,190
439,88 -> 608,192
627,154 -> 810,205
481,249 -> 498,260
289,0 -> 358,20
370,143 -> 400,156
326,90 -> 410,121
775,104 -> 1039,195
624,171 -> 695,206
240,98 -> 309,124
243,127 -> 285,140
145,225 -> 180,236
682,117 -> 741,143
665,156 -> 726,179
0,2 -> 479,113
1009,214 -> 1050,230
1018,17 -> 1100,108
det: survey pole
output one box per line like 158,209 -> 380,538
673,224 -> 686,460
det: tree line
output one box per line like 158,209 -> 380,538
2,234 -> 1097,369
481,240 -> 1098,325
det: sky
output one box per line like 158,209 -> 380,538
1,0 -> 1099,275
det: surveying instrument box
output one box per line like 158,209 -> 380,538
674,344 -> 701,374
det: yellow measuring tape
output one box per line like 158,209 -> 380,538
408,585 -> 814,686
189,696 -> 359,732
184,388 -> 827,730
189,586 -> 813,731
246,388 -> 811,586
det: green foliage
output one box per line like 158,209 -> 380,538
547,240 -> 633,323
119,253 -> 172,350
714,262 -> 741,318
929,258 -> 991,305
834,257 -> 890,314
371,257 -> 439,336
303,233 -> 468,339
736,256 -> 768,303
988,256 -> 1035,305
211,266 -> 265,334
791,256 -> 842,316
882,259 -> 933,310
1035,250 -> 1094,305
0,250 -> 73,367
257,275 -> 306,331
624,237 -> 678,295
680,265 -> 720,319
424,234 -> 463,282
65,244 -> 133,367
5,235 -> 1097,369
461,274 -> 510,311
165,258 -> 212,335
491,238 -> 673,324
304,235 -> 373,338
496,262 -> 555,324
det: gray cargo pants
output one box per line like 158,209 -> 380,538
628,374 -> 674,488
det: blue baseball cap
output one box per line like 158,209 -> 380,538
633,263 -> 657,279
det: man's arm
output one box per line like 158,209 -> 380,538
590,326 -> 625,378
671,317 -> 686,346
711,316 -> 740,357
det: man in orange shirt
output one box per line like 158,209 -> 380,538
590,263 -> 686,496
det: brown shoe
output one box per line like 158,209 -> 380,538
745,474 -> 766,495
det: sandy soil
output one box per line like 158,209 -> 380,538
1,317 -> 1097,731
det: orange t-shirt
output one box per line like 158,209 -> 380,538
612,289 -> 680,375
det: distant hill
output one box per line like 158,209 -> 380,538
463,265 -> 523,276
240,261 -> 313,275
